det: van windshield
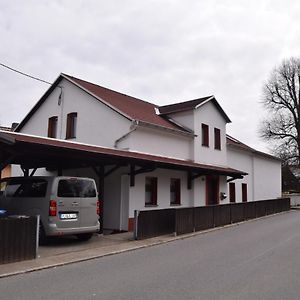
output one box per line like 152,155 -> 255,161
4,179 -> 48,197
57,179 -> 96,198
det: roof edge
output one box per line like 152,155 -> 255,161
195,96 -> 231,123
15,74 -> 64,132
61,74 -> 133,122
135,120 -> 195,137
226,135 -> 281,161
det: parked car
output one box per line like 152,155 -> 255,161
0,176 -> 100,243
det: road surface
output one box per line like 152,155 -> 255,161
1,210 -> 300,299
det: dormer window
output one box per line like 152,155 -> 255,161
48,116 -> 58,138
214,128 -> 221,150
202,124 -> 209,147
66,112 -> 77,139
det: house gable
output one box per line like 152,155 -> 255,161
194,100 -> 228,166
18,78 -> 133,148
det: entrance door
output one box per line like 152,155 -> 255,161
206,175 -> 219,205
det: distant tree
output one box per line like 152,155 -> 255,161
261,57 -> 300,165
282,165 -> 300,193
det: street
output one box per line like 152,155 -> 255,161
1,210 -> 300,300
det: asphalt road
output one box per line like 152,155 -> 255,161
1,210 -> 300,300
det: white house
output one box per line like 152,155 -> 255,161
11,73 -> 281,232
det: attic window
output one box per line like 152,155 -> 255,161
48,116 -> 58,138
66,112 -> 77,139
202,124 -> 209,147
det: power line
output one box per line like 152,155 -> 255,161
0,62 -> 52,85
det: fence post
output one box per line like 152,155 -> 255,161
36,215 -> 40,257
134,210 -> 139,240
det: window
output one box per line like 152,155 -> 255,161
242,183 -> 247,202
229,182 -> 236,203
48,116 -> 58,138
145,177 -> 157,206
4,178 -> 48,198
214,128 -> 221,150
66,112 -> 77,139
170,178 -> 181,205
58,179 -> 96,198
202,123 -> 209,147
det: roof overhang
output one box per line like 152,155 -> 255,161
0,131 -> 247,178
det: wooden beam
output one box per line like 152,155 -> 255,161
30,168 -> 37,177
227,175 -> 243,183
133,165 -> 156,176
104,164 -> 123,177
187,172 -> 203,190
21,167 -> 29,177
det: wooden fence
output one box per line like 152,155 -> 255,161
134,198 -> 290,240
0,216 -> 38,264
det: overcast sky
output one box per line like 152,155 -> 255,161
1,0 -> 299,153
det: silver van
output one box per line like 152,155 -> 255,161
0,176 -> 100,242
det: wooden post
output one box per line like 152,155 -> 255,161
93,166 -> 105,234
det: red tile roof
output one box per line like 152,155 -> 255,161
16,73 -> 229,133
0,126 -> 11,132
159,97 -> 212,114
159,96 -> 231,123
64,74 -> 184,132
226,135 -> 281,161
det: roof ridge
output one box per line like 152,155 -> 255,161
159,96 -> 213,109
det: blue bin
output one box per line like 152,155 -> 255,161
0,209 -> 7,216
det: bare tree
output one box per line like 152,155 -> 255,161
261,57 -> 300,165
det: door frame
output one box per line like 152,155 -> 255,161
205,175 -> 220,206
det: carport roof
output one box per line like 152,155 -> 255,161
0,131 -> 247,178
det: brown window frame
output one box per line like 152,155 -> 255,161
48,116 -> 58,138
202,123 -> 209,147
242,183 -> 248,202
229,182 -> 236,203
145,177 -> 157,206
66,112 -> 77,139
214,128 -> 221,150
170,178 -> 181,205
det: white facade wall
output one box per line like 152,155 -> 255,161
227,147 -> 281,201
253,156 -> 282,200
227,148 -> 254,202
167,110 -> 194,130
21,79 -> 131,148
122,127 -> 193,160
194,102 -> 227,166
192,175 -> 228,206
128,169 -> 193,218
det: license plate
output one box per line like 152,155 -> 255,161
60,213 -> 77,219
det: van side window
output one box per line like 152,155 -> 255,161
58,179 -> 96,198
5,179 -> 48,197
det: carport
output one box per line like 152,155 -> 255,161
0,130 -> 247,232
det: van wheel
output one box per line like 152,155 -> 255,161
39,222 -> 47,245
76,233 -> 93,241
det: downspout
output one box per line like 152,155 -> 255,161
58,87 -> 64,139
114,120 -> 139,149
